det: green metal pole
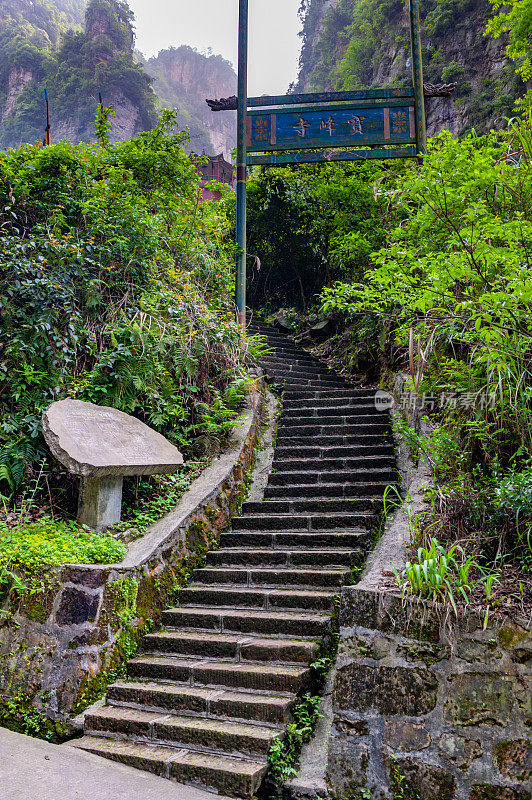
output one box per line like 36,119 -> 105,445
235,0 -> 249,332
409,0 -> 427,155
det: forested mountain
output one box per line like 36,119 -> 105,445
0,1 -> 236,154
146,47 -> 236,156
295,0 -> 525,134
0,0 -> 157,146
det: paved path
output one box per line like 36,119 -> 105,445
0,728 -> 229,800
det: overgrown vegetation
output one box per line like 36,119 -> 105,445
249,99 -> 532,615
245,160 -> 391,310
267,596 -> 341,792
0,108 -> 256,560
316,115 -> 532,613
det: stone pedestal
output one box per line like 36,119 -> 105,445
42,399 -> 183,532
78,476 -> 124,531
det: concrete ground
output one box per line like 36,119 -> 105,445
0,728 -> 230,800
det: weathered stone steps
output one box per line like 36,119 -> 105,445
85,705 -> 282,757
126,657 -> 310,694
161,607 -> 332,637
75,318 -> 396,797
177,586 -> 337,611
71,736 -> 269,797
142,631 -> 319,663
206,548 -> 359,568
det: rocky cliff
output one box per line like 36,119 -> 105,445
146,46 -> 236,157
295,0 -> 525,135
0,0 -> 157,148
0,1 -> 236,156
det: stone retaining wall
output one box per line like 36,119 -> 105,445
0,383 -> 264,736
327,588 -> 531,800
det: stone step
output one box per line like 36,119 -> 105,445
276,434 -> 390,446
106,679 -> 295,726
240,498 -> 383,514
272,377 -> 353,389
280,422 -> 390,436
176,586 -> 337,612
264,366 -> 339,380
71,736 -> 268,798
231,512 -> 374,532
264,351 -> 330,364
285,419 -> 390,433
283,388 -> 376,400
282,409 -> 387,423
85,705 -> 281,758
127,656 -> 310,694
192,566 -> 350,588
261,358 -> 325,370
270,456 -> 395,472
282,398 -> 379,411
275,378 -> 352,387
206,548 -> 360,569
218,530 -> 369,551
267,468 -> 396,486
263,482 -> 392,500
274,445 -> 394,459
142,630 -> 319,663
162,607 -> 331,637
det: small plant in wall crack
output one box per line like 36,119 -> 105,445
267,692 -> 322,784
267,595 -> 341,792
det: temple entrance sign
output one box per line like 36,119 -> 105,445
207,0 -> 427,327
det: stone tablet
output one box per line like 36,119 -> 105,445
42,399 -> 183,531
42,399 -> 183,477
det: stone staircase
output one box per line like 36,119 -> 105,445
71,319 -> 397,798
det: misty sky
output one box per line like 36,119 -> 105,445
128,0 -> 303,95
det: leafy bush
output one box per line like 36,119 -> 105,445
245,161 -> 390,309
321,127 -> 532,468
0,110 -> 253,506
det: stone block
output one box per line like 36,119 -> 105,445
387,758 -> 455,800
56,588 -> 100,626
340,589 -> 442,643
438,734 -> 482,770
333,714 -> 369,736
457,639 -> 501,663
61,567 -> 110,588
334,663 -> 438,715
327,734 -> 369,796
470,785 -> 531,800
494,740 -> 532,782
384,720 -> 431,751
444,673 -> 514,726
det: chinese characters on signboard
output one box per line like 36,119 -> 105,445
248,105 -> 415,151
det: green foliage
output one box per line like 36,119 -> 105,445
0,689 -> 66,741
267,693 -> 322,784
321,128 -> 532,465
94,102 -> 116,147
0,517 -> 126,572
487,0 -> 532,80
393,537 -> 482,614
0,110 -> 253,503
245,161 -> 389,309
119,463 -> 207,536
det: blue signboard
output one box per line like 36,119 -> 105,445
247,104 -> 415,153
